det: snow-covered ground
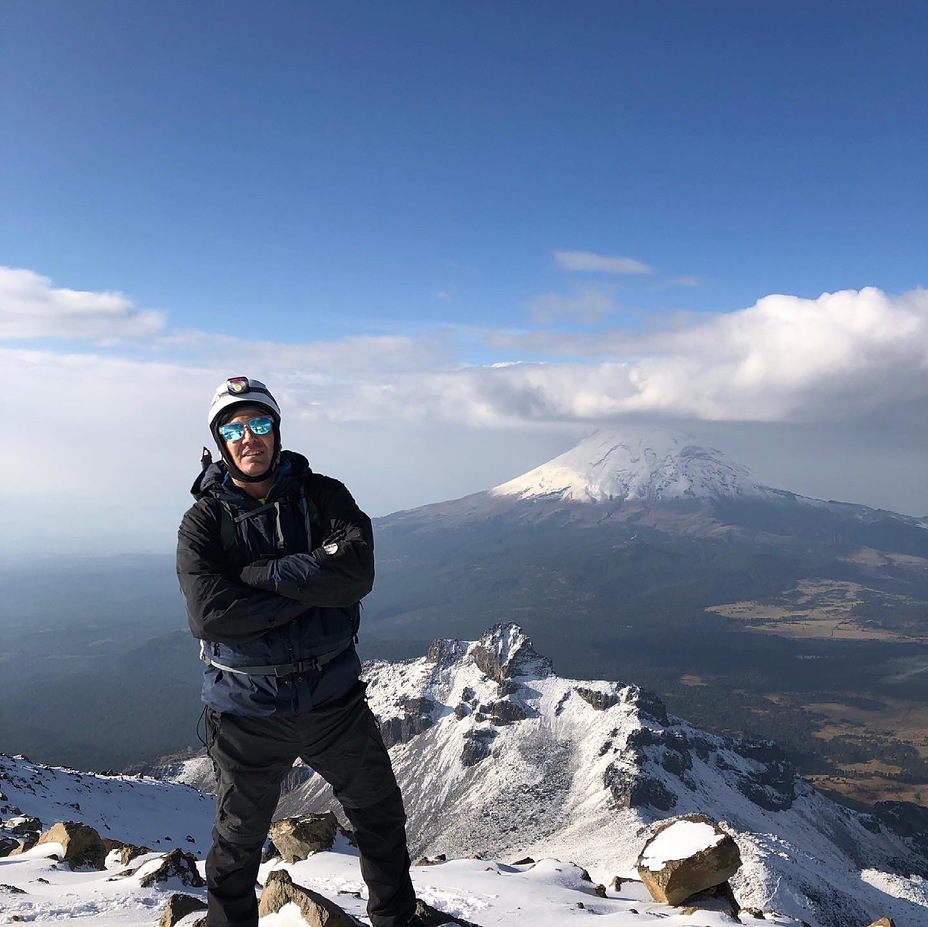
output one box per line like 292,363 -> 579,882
0,829 -> 806,927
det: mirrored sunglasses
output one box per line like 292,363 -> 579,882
219,416 -> 274,443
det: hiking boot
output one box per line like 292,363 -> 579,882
400,914 -> 454,927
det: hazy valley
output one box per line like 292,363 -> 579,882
2,430 -> 926,812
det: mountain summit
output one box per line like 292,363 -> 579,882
491,429 -> 776,504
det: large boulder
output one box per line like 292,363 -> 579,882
268,812 -> 340,863
35,821 -> 106,870
637,814 -> 741,905
258,869 -> 355,926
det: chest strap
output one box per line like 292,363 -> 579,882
199,638 -> 355,677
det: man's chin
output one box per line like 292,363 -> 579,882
237,458 -> 268,476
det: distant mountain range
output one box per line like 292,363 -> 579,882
366,427 -> 928,648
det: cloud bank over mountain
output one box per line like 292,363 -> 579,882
4,264 -> 927,554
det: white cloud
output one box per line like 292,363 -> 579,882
527,286 -> 617,324
0,266 -> 165,341
6,281 -> 928,554
554,250 -> 654,275
156,329 -> 451,376
482,287 -> 928,425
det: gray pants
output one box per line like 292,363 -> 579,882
205,682 -> 416,927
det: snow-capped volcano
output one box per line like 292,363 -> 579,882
491,429 -> 777,504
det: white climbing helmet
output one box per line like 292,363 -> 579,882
207,376 -> 281,428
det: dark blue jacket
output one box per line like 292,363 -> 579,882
176,451 -> 374,717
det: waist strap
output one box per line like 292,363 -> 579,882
199,638 -> 355,677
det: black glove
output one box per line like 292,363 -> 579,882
320,521 -> 364,555
239,560 -> 272,586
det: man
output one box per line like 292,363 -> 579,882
177,376 -> 421,927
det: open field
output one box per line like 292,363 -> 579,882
790,695 -> 928,807
706,578 -> 926,642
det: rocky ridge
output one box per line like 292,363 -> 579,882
277,624 -> 928,927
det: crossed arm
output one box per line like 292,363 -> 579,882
177,480 -> 374,643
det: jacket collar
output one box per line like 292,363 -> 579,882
190,450 -> 312,501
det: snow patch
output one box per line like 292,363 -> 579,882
639,820 -> 725,870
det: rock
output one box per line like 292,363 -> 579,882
625,685 -> 670,725
7,815 -> 41,837
139,849 -> 205,888
159,892 -> 207,927
460,730 -> 496,767
873,801 -> 928,855
604,762 -> 677,811
733,739 -> 797,811
865,919 -> 895,927
1,816 -> 41,858
117,843 -> 153,865
623,727 -> 696,790
426,637 -> 469,666
102,838 -> 152,866
268,812 -> 340,863
405,896 -> 481,926
261,839 -> 280,863
637,814 -> 741,906
258,869 -> 355,926
679,881 -> 740,917
0,836 -> 19,857
282,762 -> 316,792
415,853 -> 447,866
485,699 -> 527,726
574,686 -> 621,711
381,697 -> 437,747
471,624 -> 553,683
35,821 -> 106,870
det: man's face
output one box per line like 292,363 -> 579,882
221,406 -> 275,478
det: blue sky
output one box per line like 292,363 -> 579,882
2,1 -> 926,554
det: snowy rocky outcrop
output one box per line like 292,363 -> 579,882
0,753 -> 213,857
277,624 -> 928,927
490,429 -> 781,504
